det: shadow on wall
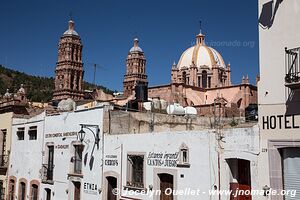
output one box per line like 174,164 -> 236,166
259,0 -> 284,29
286,90 -> 300,115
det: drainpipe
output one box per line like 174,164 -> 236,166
218,151 -> 221,200
120,143 -> 123,199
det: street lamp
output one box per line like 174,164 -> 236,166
78,124 -> 100,149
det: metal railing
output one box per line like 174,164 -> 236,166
285,47 -> 300,87
41,164 -> 54,182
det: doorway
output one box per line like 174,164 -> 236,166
227,159 -> 252,200
45,188 -> 51,200
159,173 -> 174,200
73,182 -> 81,200
106,176 -> 117,200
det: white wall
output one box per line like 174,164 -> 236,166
103,125 -> 259,200
258,0 -> 300,193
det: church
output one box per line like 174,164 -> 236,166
53,20 -> 257,118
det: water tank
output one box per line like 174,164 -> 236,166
152,99 -> 161,110
167,103 -> 185,115
160,99 -> 168,110
184,106 -> 197,115
143,102 -> 152,111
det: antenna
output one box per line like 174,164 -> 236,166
86,63 -> 106,88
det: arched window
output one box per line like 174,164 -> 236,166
18,181 -> 26,200
8,178 -> 16,200
202,70 -> 207,88
30,180 -> 39,200
31,184 -> 38,200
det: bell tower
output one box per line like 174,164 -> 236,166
53,20 -> 84,101
123,38 -> 148,97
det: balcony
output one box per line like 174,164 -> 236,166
285,47 -> 300,90
41,164 -> 54,184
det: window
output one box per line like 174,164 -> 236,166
127,155 -> 144,188
202,71 -> 207,88
28,126 -> 37,140
1,129 -> 7,154
208,77 -> 211,88
19,182 -> 26,200
197,76 -> 201,87
17,128 -> 25,140
43,145 -> 54,182
74,145 -> 83,174
0,180 -> 3,200
30,184 -> 39,200
178,143 -> 190,167
8,179 -> 15,200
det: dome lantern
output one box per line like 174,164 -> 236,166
196,32 -> 205,45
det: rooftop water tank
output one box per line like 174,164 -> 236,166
184,106 -> 197,115
143,102 -> 152,111
167,103 -> 185,115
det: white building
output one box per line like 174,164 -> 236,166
41,106 -> 104,200
6,104 -> 260,200
102,110 -> 260,200
9,111 -> 45,200
258,0 -> 300,199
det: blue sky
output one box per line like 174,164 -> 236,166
0,0 -> 259,91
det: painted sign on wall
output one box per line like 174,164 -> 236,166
147,152 -> 179,167
105,155 -> 119,166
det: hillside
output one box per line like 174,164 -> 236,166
0,65 -> 114,102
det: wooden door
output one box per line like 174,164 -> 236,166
107,176 -> 117,200
74,182 -> 81,200
159,174 -> 173,200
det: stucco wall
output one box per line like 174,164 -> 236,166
258,0 -> 300,198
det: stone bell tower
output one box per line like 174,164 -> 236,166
123,38 -> 148,97
53,20 -> 84,101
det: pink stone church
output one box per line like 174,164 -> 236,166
53,20 -> 257,117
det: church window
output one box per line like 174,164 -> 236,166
202,70 -> 207,88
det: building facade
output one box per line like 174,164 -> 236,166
53,20 -> 84,101
8,112 -> 45,200
258,0 -> 300,199
0,85 -> 28,200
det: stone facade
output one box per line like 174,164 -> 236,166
53,20 -> 84,101
123,38 -> 148,97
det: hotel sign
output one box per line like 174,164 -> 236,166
262,115 -> 300,130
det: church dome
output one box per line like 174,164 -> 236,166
177,33 -> 226,70
63,20 -> 79,36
